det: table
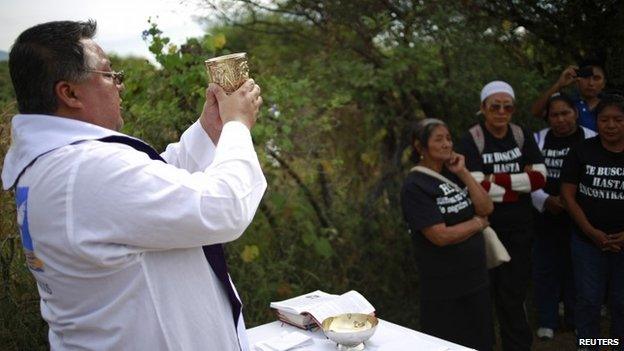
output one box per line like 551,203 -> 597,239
247,319 -> 476,351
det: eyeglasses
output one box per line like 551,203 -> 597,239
85,69 -> 125,85
487,103 -> 514,113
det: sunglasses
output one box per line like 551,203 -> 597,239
487,103 -> 515,113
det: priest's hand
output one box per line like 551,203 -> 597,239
200,86 -> 223,145
211,79 -> 263,130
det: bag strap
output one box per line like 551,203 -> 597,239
410,166 -> 463,193
469,124 -> 485,154
509,123 -> 525,150
470,123 -> 525,154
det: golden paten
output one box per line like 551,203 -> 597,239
204,52 -> 249,93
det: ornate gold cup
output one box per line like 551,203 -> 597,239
204,52 -> 249,93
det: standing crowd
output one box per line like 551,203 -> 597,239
401,61 -> 624,351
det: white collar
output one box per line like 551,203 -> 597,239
2,114 -> 132,189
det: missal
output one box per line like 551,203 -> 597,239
270,290 -> 375,329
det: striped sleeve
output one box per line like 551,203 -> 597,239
471,171 -> 515,203
491,164 -> 547,193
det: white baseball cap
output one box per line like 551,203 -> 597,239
480,81 -> 515,102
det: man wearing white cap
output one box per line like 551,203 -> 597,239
458,81 -> 547,351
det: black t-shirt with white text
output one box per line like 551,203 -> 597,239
537,128 -> 587,234
458,122 -> 544,229
542,128 -> 586,196
560,136 -> 624,237
401,169 -> 487,301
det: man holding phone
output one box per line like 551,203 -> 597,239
531,59 -> 606,131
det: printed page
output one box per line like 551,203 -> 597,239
306,290 -> 375,324
269,290 -> 337,314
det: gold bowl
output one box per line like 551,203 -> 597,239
321,313 -> 378,351
204,52 -> 249,93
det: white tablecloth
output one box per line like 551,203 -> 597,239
247,319 -> 476,351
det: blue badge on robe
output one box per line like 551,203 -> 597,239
16,187 -> 44,272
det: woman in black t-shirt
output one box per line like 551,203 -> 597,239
560,94 -> 624,348
457,81 -> 546,351
401,118 -> 494,351
531,94 -> 596,339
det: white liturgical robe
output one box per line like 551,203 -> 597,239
1,114 -> 267,350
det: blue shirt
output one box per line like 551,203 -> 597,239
574,98 -> 597,132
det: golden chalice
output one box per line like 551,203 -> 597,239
204,52 -> 249,93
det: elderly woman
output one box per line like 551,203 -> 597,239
531,93 -> 597,340
457,81 -> 547,351
401,118 -> 494,351
560,94 -> 624,349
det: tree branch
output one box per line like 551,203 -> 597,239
266,149 -> 332,228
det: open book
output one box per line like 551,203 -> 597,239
270,290 -> 375,329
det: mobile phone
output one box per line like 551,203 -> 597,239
575,66 -> 594,78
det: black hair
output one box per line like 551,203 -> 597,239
544,93 -> 578,120
9,20 -> 97,114
578,57 -> 606,77
595,93 -> 624,117
410,118 -> 448,163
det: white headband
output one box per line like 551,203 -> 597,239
480,81 -> 515,102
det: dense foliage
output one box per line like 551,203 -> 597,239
1,1 -> 621,349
